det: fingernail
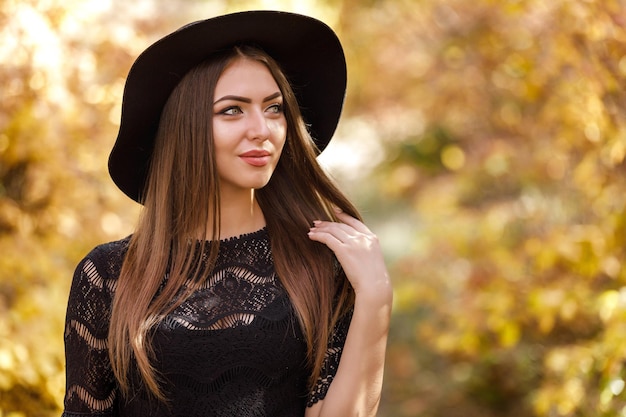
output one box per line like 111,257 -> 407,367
313,220 -> 321,225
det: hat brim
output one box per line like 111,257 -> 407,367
108,10 -> 347,203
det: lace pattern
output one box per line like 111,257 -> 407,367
63,228 -> 350,417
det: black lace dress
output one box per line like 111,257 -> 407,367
63,228 -> 350,417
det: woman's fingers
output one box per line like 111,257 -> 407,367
331,207 -> 371,234
308,212 -> 387,295
307,222 -> 346,247
310,220 -> 358,242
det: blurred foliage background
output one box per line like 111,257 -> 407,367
2,0 -> 626,416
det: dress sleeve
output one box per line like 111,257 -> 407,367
63,245 -> 121,416
306,309 -> 353,407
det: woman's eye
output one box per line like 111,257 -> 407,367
220,106 -> 243,116
266,103 -> 283,114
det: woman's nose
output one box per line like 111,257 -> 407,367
247,109 -> 271,141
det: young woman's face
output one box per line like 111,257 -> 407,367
212,57 -> 287,194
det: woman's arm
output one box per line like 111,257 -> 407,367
63,246 -> 120,416
306,208 -> 393,417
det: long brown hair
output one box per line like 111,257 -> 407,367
108,45 -> 358,400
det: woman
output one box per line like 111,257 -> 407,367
63,10 -> 392,417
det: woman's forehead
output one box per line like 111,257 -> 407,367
214,58 -> 280,98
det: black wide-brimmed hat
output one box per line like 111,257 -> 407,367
108,10 -> 347,203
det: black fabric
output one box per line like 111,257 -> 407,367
63,228 -> 350,417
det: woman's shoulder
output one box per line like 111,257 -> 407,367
76,236 -> 132,281
87,235 -> 132,258
67,237 -> 132,313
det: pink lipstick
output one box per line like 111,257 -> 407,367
239,150 -> 271,167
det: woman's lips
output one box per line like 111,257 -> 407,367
239,150 -> 271,167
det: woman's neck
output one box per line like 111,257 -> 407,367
208,189 -> 265,240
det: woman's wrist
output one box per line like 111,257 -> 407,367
353,276 -> 393,313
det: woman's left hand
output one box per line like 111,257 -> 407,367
307,209 -> 392,303
306,208 -> 392,417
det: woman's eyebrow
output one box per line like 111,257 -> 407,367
214,95 -> 251,104
213,91 -> 282,105
262,92 -> 282,102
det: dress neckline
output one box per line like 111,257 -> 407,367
213,226 -> 268,244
